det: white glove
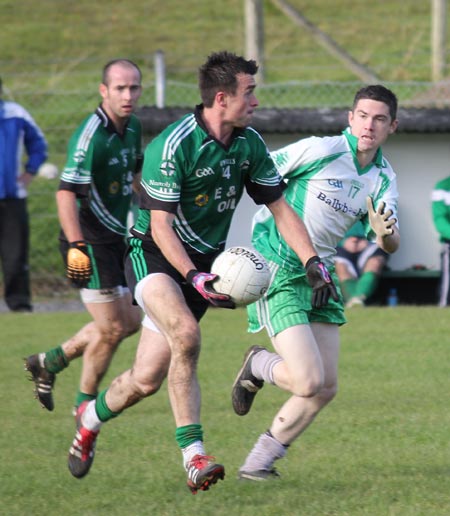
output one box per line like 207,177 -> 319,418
366,196 -> 396,238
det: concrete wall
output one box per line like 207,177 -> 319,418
226,132 -> 450,271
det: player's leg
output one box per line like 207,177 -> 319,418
238,323 -> 339,480
137,272 -> 225,493
76,288 -> 142,406
438,242 -> 450,306
68,324 -> 171,478
2,199 -> 32,312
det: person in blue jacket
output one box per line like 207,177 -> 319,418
0,76 -> 48,312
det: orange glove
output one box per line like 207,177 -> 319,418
67,241 -> 92,288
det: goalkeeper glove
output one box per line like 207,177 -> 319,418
186,270 -> 235,309
366,196 -> 396,238
67,240 -> 92,288
305,256 -> 339,308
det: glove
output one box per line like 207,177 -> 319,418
66,240 -> 92,288
366,196 -> 396,238
305,256 -> 339,309
186,270 -> 236,309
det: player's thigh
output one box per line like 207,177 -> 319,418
84,289 -> 140,337
271,324 -> 324,382
140,273 -> 200,343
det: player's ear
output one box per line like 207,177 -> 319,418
216,91 -> 227,107
99,82 -> 107,100
347,110 -> 354,126
389,118 -> 398,134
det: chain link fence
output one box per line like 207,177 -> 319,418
2,50 -> 450,299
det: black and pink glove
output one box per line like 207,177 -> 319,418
305,256 -> 339,308
186,270 -> 235,309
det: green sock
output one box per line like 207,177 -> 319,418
354,272 -> 379,299
341,278 -> 357,301
175,424 -> 204,449
44,346 -> 68,374
94,389 -> 121,422
75,391 -> 96,409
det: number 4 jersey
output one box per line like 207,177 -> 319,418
132,106 -> 285,255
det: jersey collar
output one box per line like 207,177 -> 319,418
343,127 -> 384,169
95,104 -> 129,135
194,104 -> 245,148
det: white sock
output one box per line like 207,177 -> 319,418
182,440 -> 206,470
240,431 -> 287,472
81,400 -> 103,432
252,349 -> 283,384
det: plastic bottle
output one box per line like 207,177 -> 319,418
387,288 -> 398,307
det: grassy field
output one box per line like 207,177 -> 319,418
3,306 -> 450,515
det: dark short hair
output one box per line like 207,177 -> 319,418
352,85 -> 398,120
102,59 -> 142,86
198,51 -> 258,107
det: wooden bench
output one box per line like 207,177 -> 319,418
369,269 -> 440,306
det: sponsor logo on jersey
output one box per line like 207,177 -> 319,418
317,191 -> 363,217
160,160 -> 176,176
195,194 -> 209,207
239,160 -> 250,171
195,167 -> 215,177
73,149 -> 86,163
109,181 -> 120,194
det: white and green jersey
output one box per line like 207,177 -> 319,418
59,106 -> 142,243
252,129 -> 399,270
132,106 -> 284,255
431,176 -> 450,242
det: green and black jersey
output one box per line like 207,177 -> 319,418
131,105 -> 284,255
59,106 -> 142,243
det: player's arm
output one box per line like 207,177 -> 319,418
150,210 -> 234,308
267,196 -> 338,308
56,189 -> 84,243
267,195 -> 316,265
56,189 -> 92,287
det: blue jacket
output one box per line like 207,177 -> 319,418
0,99 -> 48,199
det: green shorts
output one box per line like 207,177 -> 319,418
247,262 -> 346,337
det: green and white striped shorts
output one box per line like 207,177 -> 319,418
247,261 -> 346,337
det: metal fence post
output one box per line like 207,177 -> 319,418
154,50 -> 166,108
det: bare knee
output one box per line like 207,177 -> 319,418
290,375 -> 324,398
131,375 -> 164,399
169,320 -> 201,362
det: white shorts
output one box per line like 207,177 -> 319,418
80,285 -> 129,304
134,274 -> 162,333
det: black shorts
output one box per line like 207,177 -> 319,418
60,239 -> 127,290
124,236 -> 221,322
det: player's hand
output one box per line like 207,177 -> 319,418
366,196 -> 396,238
67,240 -> 92,288
186,270 -> 236,309
305,256 -> 339,308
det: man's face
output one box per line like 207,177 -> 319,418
224,73 -> 259,127
348,99 -> 398,153
99,64 -> 142,121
